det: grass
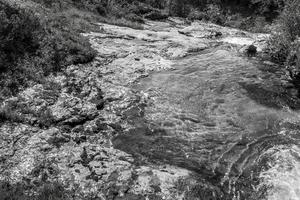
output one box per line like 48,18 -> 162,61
0,181 -> 68,200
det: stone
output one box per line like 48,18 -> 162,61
246,44 -> 257,57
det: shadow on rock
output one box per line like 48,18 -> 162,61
239,82 -> 300,110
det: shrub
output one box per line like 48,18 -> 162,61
265,0 -> 300,95
204,4 -> 225,24
265,33 -> 291,64
0,2 -> 96,97
37,182 -> 68,200
0,181 -> 30,200
0,104 -> 23,123
38,26 -> 96,74
0,3 -> 41,73
267,0 -> 300,64
277,0 -> 300,41
95,4 -> 107,16
168,0 -> 189,17
250,0 -> 285,16
187,8 -> 206,21
0,181 -> 68,200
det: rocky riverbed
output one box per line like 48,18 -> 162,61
0,18 -> 299,200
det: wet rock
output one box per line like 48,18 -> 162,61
178,30 -> 192,37
246,44 -> 257,57
215,31 -> 222,37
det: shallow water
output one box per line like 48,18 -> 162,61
113,45 -> 300,199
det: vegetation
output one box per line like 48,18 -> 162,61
0,181 -> 68,200
0,1 -> 96,97
264,0 -> 300,94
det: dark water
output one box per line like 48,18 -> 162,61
113,48 -> 300,199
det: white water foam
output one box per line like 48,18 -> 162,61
257,145 -> 300,200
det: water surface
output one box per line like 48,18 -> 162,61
113,45 -> 300,199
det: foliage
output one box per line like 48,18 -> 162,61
267,0 -> 300,64
0,3 -> 41,73
37,182 -> 68,200
265,34 -> 291,64
277,0 -> 300,41
250,0 -> 285,15
0,2 -> 96,97
265,0 -> 300,94
204,4 -> 224,24
0,181 -> 68,200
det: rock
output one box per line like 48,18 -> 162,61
245,44 -> 257,57
178,30 -> 192,37
263,60 -> 275,66
215,31 -> 222,37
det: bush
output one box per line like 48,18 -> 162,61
204,4 -> 225,24
266,34 -> 291,64
0,181 -> 68,200
277,0 -> 300,41
37,182 -> 68,200
38,26 -> 96,74
168,0 -> 190,17
0,181 -> 30,200
267,0 -> 300,64
265,0 -> 300,95
0,3 -> 41,73
250,0 -> 285,17
0,2 -> 96,97
187,8 -> 206,21
96,4 -> 107,16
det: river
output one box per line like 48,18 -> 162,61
111,27 -> 300,199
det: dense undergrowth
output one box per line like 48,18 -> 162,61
264,0 -> 300,94
0,1 -> 96,99
0,180 -> 70,200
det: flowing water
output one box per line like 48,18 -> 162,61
113,42 -> 300,199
